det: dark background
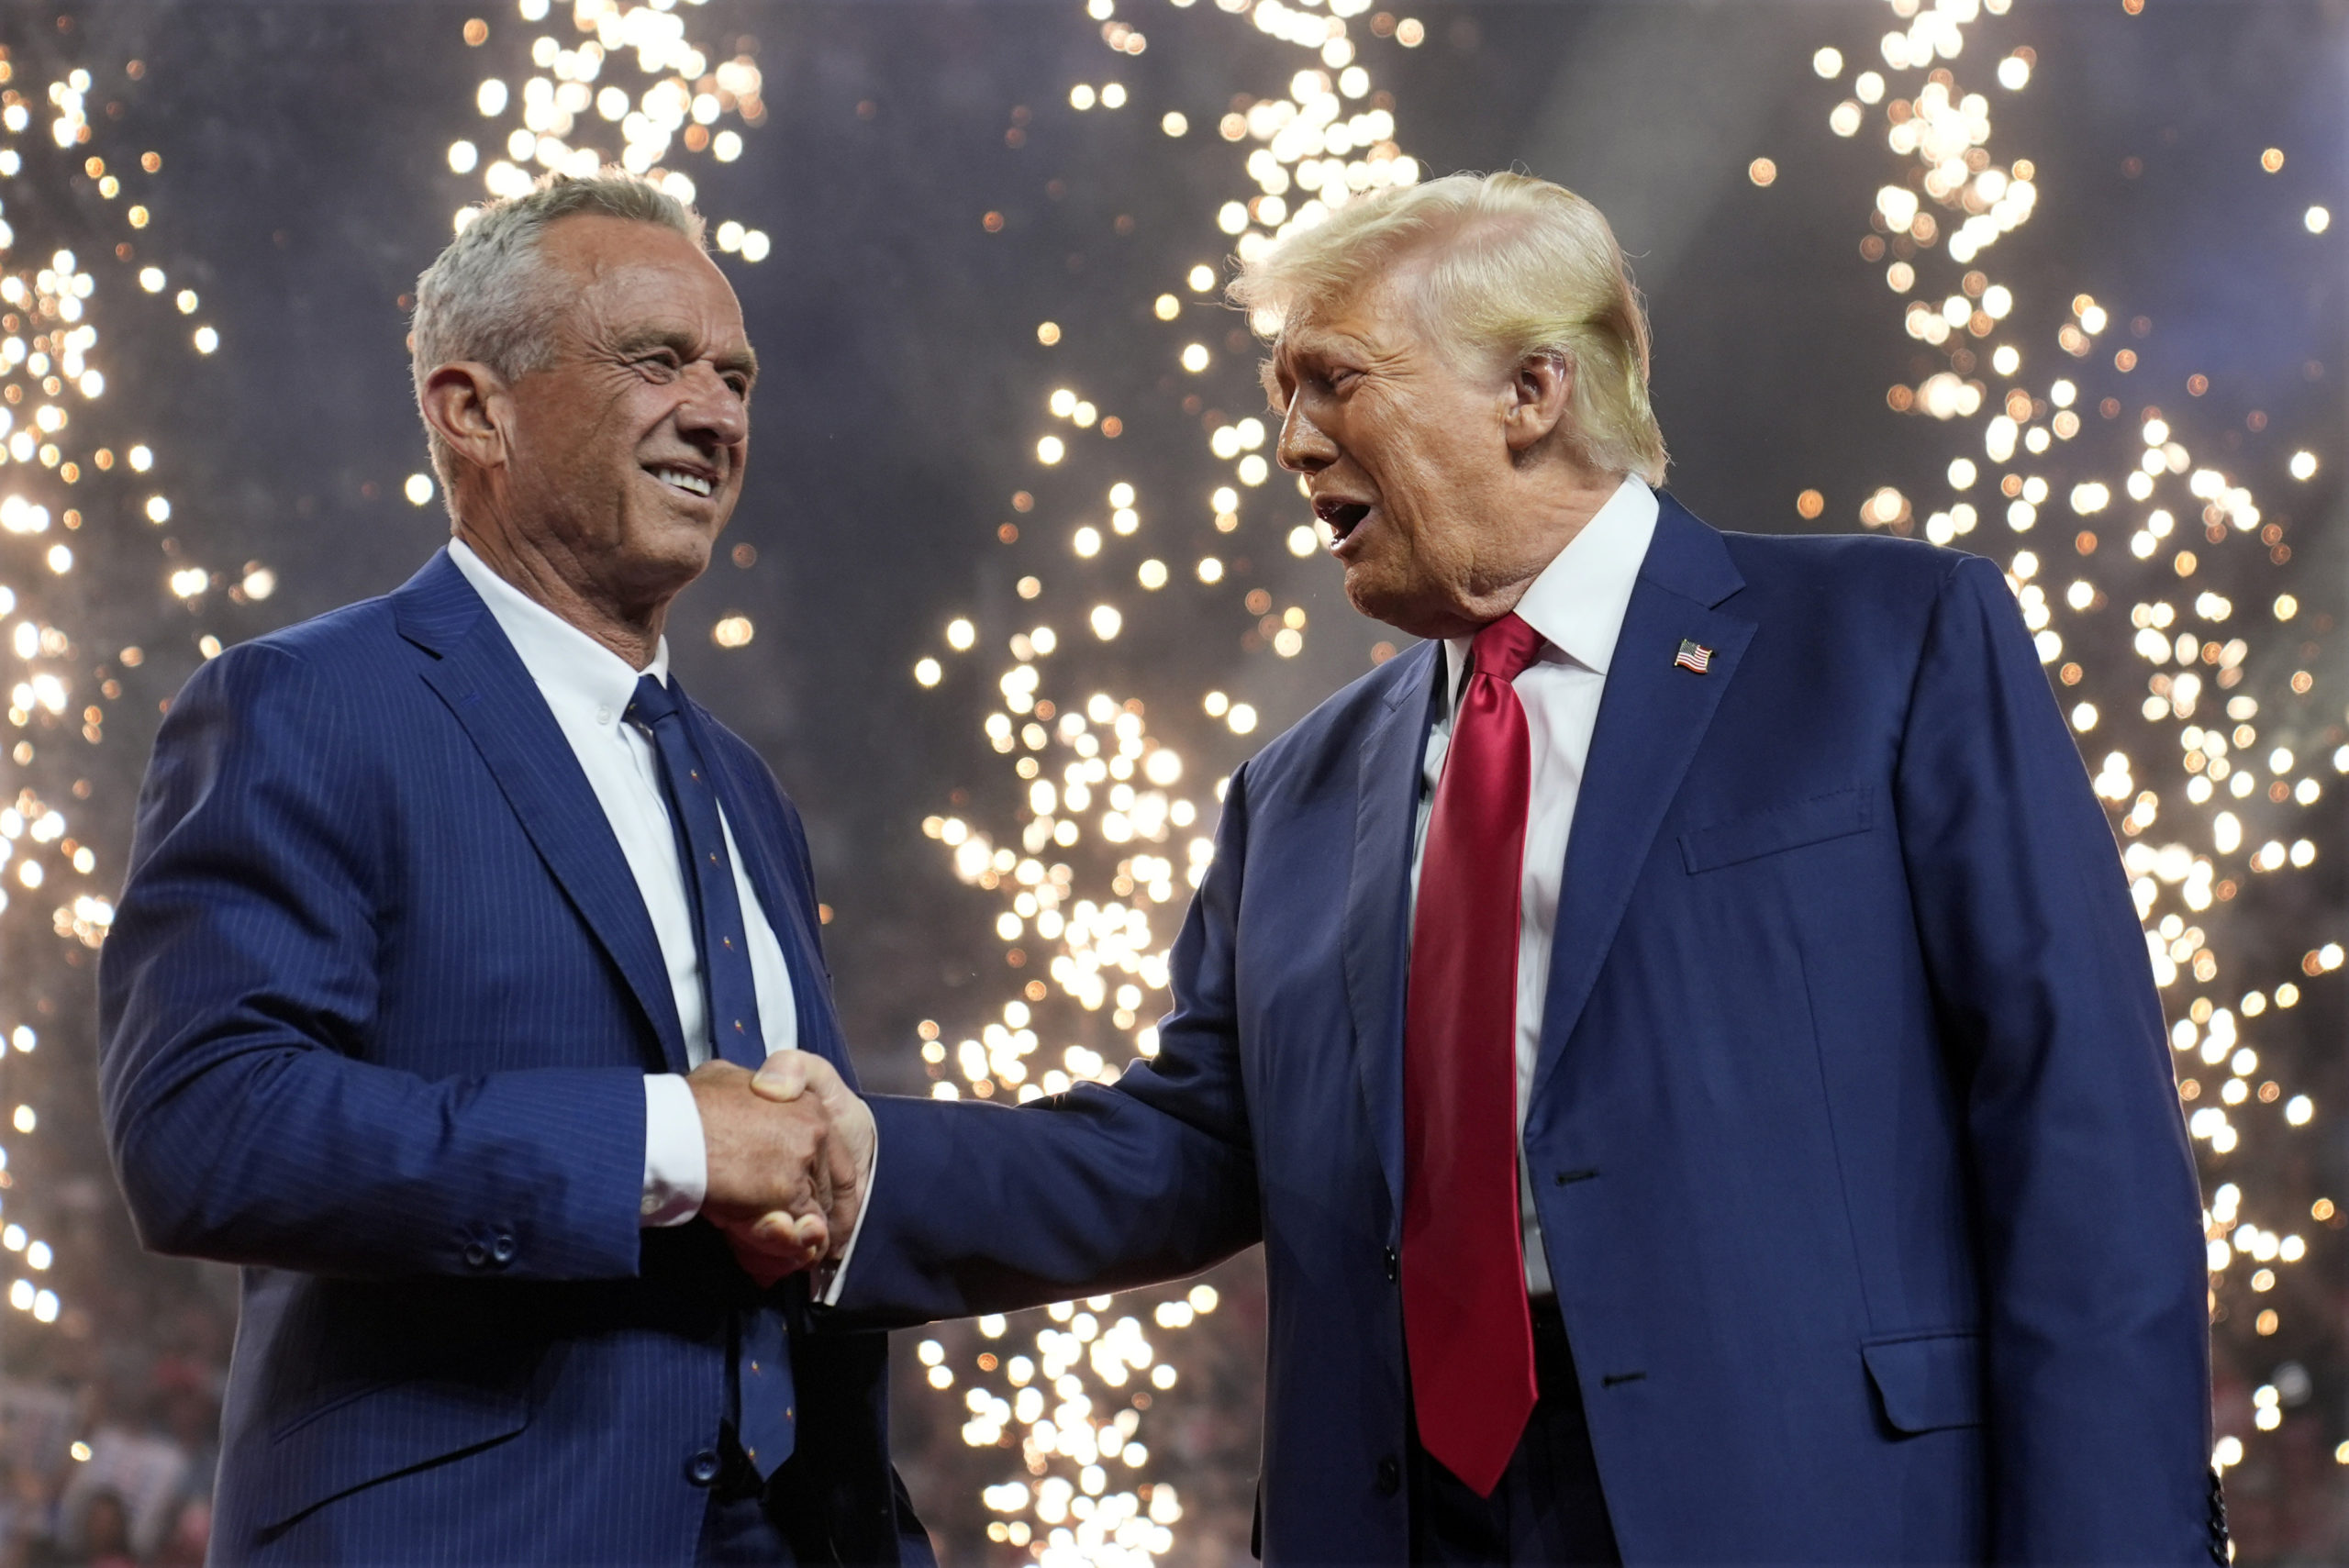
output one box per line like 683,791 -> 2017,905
0,0 -> 2339,1562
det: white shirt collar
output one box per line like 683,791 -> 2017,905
1442,474 -> 1660,704
447,538 -> 669,727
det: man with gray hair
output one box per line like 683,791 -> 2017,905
99,172 -> 911,1563
801,171 -> 2217,1563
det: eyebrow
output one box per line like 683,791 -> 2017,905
1263,328 -> 1348,405
613,326 -> 760,384
1259,356 -> 1287,409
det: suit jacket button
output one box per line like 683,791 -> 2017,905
687,1449 -> 723,1487
462,1242 -> 488,1268
492,1234 -> 517,1265
1375,1455 -> 1401,1496
1383,1247 -> 1398,1283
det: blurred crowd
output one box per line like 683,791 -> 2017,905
0,1255 -> 227,1568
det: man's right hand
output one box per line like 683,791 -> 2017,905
687,1059 -> 838,1282
746,1051 -> 875,1251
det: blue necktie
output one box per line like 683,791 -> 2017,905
628,674 -> 767,1073
626,673 -> 795,1481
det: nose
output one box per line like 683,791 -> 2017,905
675,362 -> 749,452
1276,393 -> 1337,474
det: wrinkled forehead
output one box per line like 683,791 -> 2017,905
1283,264 -> 1410,341
547,217 -> 748,342
1265,263 -> 1442,381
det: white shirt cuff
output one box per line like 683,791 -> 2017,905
815,1126 -> 877,1307
640,1073 -> 707,1227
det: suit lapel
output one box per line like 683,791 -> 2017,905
1528,497 -> 1754,1108
1341,641 -> 1442,1215
394,552 -> 692,1074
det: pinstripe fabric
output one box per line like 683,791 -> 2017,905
97,550 -> 929,1567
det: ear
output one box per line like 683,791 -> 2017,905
1499,351 -> 1574,456
418,361 -> 514,476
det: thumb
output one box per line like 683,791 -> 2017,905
751,1050 -> 810,1102
801,1052 -> 853,1110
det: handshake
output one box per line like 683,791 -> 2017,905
685,1052 -> 874,1287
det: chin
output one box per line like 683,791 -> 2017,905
1342,564 -> 1443,640
616,521 -> 719,600
650,505 -> 729,557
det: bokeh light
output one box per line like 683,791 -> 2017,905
1823,0 -> 2337,1491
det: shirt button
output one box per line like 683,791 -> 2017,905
596,706 -> 613,726
641,1194 -> 660,1217
686,1449 -> 722,1486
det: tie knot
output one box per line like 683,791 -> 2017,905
1470,612 -> 1543,686
625,673 -> 679,730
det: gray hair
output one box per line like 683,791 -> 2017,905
410,169 -> 706,489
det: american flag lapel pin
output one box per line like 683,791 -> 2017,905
1674,639 -> 1713,674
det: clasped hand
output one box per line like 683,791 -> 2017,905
686,1052 -> 874,1287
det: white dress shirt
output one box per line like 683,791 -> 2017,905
1407,476 -> 1659,1297
448,540 -> 797,1228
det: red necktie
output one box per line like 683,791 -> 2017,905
1402,611 -> 1543,1498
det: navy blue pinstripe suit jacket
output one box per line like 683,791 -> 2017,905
836,500 -> 2214,1563
98,550 -> 930,1564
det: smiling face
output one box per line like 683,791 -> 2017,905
1269,270 -> 1582,640
440,213 -> 756,644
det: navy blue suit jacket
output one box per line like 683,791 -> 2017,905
837,497 -> 2213,1563
99,551 -> 930,1564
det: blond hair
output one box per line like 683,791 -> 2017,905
1230,171 -> 1665,484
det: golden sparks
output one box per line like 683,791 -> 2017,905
1,50 -> 230,1336
457,0 -> 770,260
1826,0 -> 2333,1477
913,1 -> 1417,1558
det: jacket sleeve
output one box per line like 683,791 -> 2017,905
829,762 -> 1265,1325
97,641 -> 648,1282
1894,554 -> 2212,1562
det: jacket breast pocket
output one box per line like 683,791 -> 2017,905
1862,1329 -> 1983,1436
1679,787 -> 1872,874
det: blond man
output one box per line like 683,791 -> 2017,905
808,172 -> 2214,1565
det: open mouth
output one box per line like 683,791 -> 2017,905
646,463 -> 716,499
1313,495 -> 1373,546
